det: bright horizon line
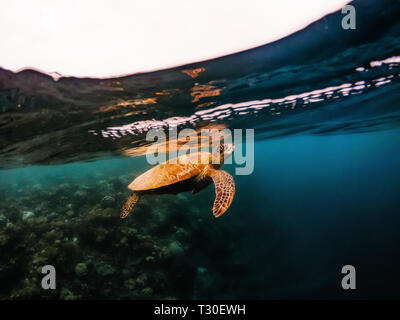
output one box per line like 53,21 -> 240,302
0,0 -> 351,79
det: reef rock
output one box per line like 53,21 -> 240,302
168,241 -> 184,256
22,211 -> 35,221
101,195 -> 116,208
75,262 -> 88,277
96,262 -> 115,277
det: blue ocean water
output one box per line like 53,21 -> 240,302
229,129 -> 400,298
0,0 -> 400,299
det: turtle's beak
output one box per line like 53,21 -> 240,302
224,143 -> 234,159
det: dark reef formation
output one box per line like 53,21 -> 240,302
0,171 -> 239,299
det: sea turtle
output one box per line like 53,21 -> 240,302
120,142 -> 235,219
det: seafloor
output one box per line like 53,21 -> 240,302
0,167 -> 239,299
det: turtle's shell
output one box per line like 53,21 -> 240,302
128,152 -> 213,191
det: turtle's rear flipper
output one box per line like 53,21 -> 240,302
209,169 -> 235,218
120,192 -> 139,219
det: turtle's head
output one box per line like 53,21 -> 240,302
218,142 -> 234,163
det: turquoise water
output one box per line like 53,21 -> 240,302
0,0 -> 400,299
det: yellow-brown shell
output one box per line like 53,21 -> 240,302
128,152 -> 214,191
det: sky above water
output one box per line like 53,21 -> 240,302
0,0 -> 350,78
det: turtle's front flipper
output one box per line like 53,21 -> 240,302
120,192 -> 139,219
209,169 -> 235,218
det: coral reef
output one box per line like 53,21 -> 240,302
0,170 -> 238,299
